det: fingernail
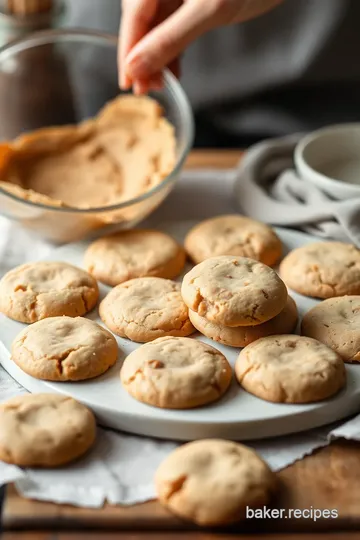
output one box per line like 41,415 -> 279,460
126,49 -> 152,78
119,79 -> 132,91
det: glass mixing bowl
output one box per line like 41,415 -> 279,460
0,29 -> 194,243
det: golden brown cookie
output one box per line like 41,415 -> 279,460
11,316 -> 118,381
181,256 -> 288,327
120,336 -> 232,409
84,229 -> 186,286
155,439 -> 276,526
0,261 -> 99,323
0,393 -> 96,467
301,296 -> 360,363
235,335 -> 346,403
279,242 -> 360,298
184,215 -> 282,266
99,277 -> 195,342
189,296 -> 298,347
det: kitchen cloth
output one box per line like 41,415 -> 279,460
1,168 -> 360,508
234,133 -> 360,246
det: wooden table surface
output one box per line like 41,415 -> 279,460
2,150 -> 360,540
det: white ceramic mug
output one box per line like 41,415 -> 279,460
295,124 -> 360,200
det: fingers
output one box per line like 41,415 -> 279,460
125,0 -> 215,81
118,0 -> 158,89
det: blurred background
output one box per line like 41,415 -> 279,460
1,0 -> 360,148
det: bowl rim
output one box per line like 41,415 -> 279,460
0,28 -> 195,213
294,123 -> 360,193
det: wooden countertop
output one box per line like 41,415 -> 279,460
2,150 -> 360,540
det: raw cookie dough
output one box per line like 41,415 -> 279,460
235,335 -> 346,403
189,296 -> 298,348
0,95 -> 175,208
84,229 -> 186,287
155,439 -> 276,526
100,277 -> 195,342
120,336 -> 232,409
0,261 -> 99,323
0,393 -> 96,467
279,242 -> 360,298
181,256 -> 288,327
185,214 -> 282,266
301,296 -> 360,363
12,316 -> 118,381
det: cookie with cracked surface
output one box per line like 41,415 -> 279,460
181,256 -> 288,327
235,335 -> 346,403
0,261 -> 99,323
279,242 -> 360,299
301,296 -> 360,363
184,215 -> 282,266
84,229 -> 186,287
99,277 -> 195,342
155,439 -> 276,526
0,393 -> 96,467
120,336 -> 232,409
11,316 -> 118,381
189,296 -> 298,348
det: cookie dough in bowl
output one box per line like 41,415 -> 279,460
0,29 -> 194,245
0,95 -> 176,210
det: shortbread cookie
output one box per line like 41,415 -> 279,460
185,215 -> 282,266
120,336 -> 232,408
181,256 -> 288,327
0,261 -> 99,323
189,296 -> 298,348
155,439 -> 276,526
0,393 -> 96,467
279,242 -> 360,298
12,316 -> 118,381
235,335 -> 345,403
301,296 -> 360,363
100,277 -> 195,342
84,229 -> 186,286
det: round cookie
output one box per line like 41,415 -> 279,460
301,296 -> 360,363
181,256 -> 288,327
0,261 -> 99,323
155,439 -> 276,526
279,242 -> 360,299
0,393 -> 96,467
120,336 -> 232,409
84,229 -> 186,286
235,335 -> 346,403
189,296 -> 298,348
100,277 -> 195,342
185,214 -> 282,266
12,316 -> 118,381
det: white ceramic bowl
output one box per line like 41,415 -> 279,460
295,124 -> 360,200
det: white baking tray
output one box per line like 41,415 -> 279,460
1,220 -> 360,441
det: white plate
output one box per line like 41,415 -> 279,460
1,221 -> 360,441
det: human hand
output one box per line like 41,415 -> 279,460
119,0 -> 283,94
